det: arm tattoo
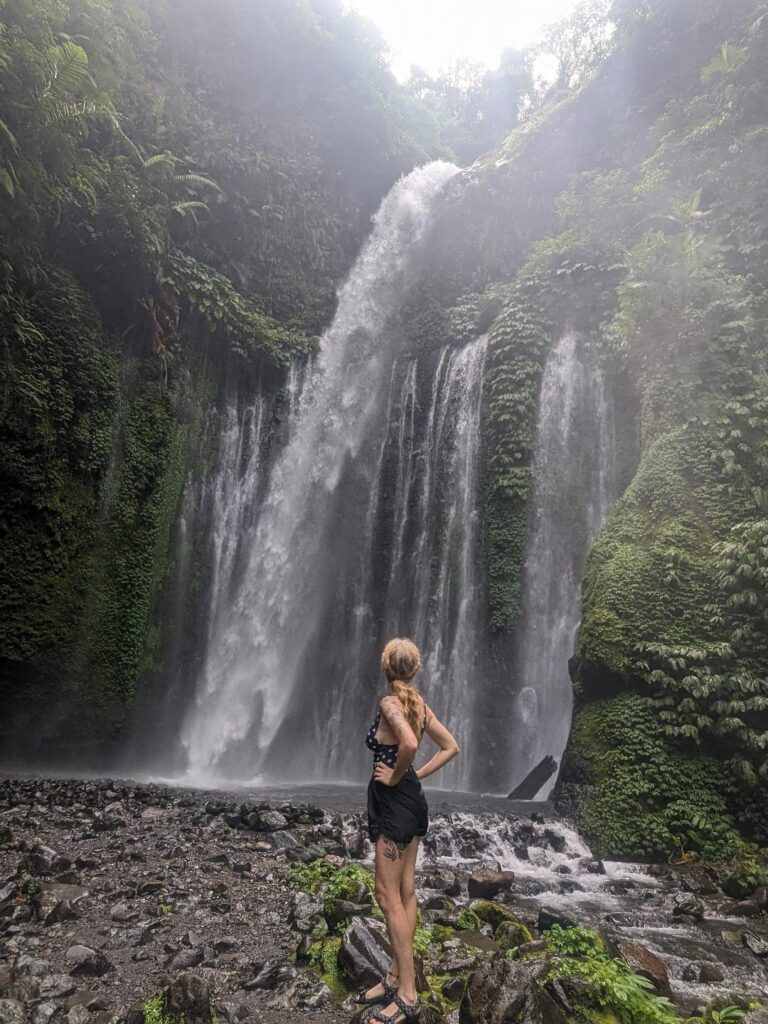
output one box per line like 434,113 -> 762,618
380,697 -> 412,743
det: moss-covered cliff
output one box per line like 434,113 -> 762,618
414,0 -> 768,857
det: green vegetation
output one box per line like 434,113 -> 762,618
542,926 -> 678,1024
142,995 -> 180,1024
308,936 -> 344,995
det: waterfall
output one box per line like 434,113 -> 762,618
508,332 -> 617,797
274,335 -> 488,789
178,161 -> 460,785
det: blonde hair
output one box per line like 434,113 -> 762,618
381,637 -> 424,739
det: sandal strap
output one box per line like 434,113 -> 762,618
394,993 -> 421,1019
371,1010 -> 404,1024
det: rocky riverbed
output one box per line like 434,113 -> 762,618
1,777 -> 767,1024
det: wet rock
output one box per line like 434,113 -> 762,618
264,971 -> 329,1010
339,918 -> 393,988
682,961 -> 725,984
672,892 -> 704,922
742,931 -> 768,958
65,945 -> 112,977
21,845 -> 71,877
65,1007 -> 90,1024
246,810 -> 287,832
469,902 -> 532,948
172,948 -> 205,971
38,976 -> 76,999
460,957 -> 568,1024
467,870 -> 515,900
456,930 -> 498,953
15,957 -> 51,978
110,901 -> 139,923
166,972 -> 213,1024
542,829 -> 566,854
244,959 -> 293,991
37,883 -> 87,925
137,879 -> 164,896
511,940 -> 548,959
679,865 -> 718,896
728,898 -> 763,918
616,940 -> 672,998
0,1001 -> 27,1024
29,1003 -> 59,1024
0,881 -> 17,904
507,757 -> 558,800
537,908 -> 577,932
63,993 -> 109,1012
422,871 -> 461,897
288,891 -> 324,934
722,869 -> 760,900
325,898 -> 370,931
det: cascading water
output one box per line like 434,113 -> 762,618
178,161 -> 460,785
320,336 -> 489,790
507,332 -> 617,796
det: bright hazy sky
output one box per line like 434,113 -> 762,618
344,0 -> 582,80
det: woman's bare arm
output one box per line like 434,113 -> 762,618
416,705 -> 460,781
375,695 -> 418,785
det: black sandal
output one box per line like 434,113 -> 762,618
353,972 -> 398,1007
370,992 -> 422,1023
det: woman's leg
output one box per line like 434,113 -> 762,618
374,836 -> 419,1013
400,836 -> 420,950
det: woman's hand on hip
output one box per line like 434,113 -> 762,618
374,763 -> 395,786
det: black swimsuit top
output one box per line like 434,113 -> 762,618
365,710 -> 399,768
365,702 -> 431,769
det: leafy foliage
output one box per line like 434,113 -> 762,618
543,925 -> 678,1024
571,694 -> 742,860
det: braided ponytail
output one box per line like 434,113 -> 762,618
381,637 -> 424,739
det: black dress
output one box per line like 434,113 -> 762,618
365,709 -> 429,845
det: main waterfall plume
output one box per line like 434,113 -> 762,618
178,162 -> 459,785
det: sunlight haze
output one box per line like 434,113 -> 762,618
345,0 -> 583,78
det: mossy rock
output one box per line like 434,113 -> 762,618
468,901 -> 532,949
495,918 -> 533,951
456,907 -> 483,932
430,924 -> 456,945
308,937 -> 345,995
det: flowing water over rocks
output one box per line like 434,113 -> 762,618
2,777 -> 766,1024
508,332 -> 617,797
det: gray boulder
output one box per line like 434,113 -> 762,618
165,973 -> 213,1024
339,918 -> 392,989
0,1001 -> 27,1024
460,958 -> 568,1024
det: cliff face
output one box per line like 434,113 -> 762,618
437,0 -> 768,858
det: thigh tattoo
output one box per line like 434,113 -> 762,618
383,839 -> 408,861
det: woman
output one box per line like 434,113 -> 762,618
356,637 -> 460,1023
